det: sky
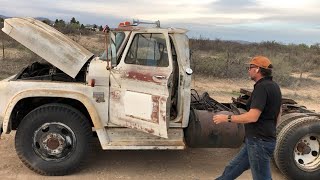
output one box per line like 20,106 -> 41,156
1,0 -> 320,45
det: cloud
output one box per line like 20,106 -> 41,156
1,0 -> 320,44
170,22 -> 320,45
213,0 -> 257,9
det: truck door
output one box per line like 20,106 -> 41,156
109,32 -> 173,138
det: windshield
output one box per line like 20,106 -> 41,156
100,31 -> 125,65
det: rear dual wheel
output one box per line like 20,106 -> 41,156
15,103 -> 91,175
274,116 -> 320,180
276,113 -> 308,136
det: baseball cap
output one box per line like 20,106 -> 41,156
247,56 -> 273,69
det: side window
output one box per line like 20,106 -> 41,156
115,32 -> 125,51
125,33 -> 169,67
99,32 -> 125,65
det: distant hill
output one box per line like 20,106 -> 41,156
0,15 -> 53,24
0,15 -> 10,19
35,17 -> 53,23
1,14 -> 51,20
234,40 -> 252,45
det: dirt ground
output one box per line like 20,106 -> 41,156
0,133 -> 286,180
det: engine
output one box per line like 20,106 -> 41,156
14,61 -> 88,82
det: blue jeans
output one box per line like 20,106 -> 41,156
216,137 -> 276,180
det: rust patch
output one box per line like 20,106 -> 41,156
160,96 -> 167,122
145,128 -> 155,134
125,121 -> 155,134
47,138 -> 60,150
152,96 -> 160,123
126,71 -> 154,82
111,90 -> 121,100
124,71 -> 166,85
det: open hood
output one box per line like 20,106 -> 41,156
2,17 -> 94,78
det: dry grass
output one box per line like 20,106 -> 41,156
69,34 -> 105,55
0,48 -> 39,79
0,34 -> 104,79
0,47 -> 36,60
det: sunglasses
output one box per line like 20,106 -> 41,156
247,65 -> 258,70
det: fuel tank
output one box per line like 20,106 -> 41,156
184,109 -> 245,148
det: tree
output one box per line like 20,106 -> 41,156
70,17 -> 77,24
99,25 -> 103,31
42,19 -> 51,25
58,19 -> 66,27
69,22 -> 80,30
54,19 -> 66,30
0,18 -> 4,23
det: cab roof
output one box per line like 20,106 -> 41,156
112,26 -> 188,34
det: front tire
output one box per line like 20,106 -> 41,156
15,103 -> 91,175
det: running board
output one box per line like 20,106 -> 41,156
99,128 -> 186,150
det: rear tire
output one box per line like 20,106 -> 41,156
276,113 -> 307,136
273,113 -> 308,168
15,103 -> 91,175
274,116 -> 320,180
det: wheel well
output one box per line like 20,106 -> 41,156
11,97 -> 93,130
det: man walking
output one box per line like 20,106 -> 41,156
213,56 -> 282,180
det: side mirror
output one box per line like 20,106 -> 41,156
110,43 -> 117,66
186,68 -> 193,75
100,43 -> 116,70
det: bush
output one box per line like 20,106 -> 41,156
271,56 -> 293,87
192,51 -> 248,78
190,38 -> 320,87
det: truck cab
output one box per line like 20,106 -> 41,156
100,22 -> 192,139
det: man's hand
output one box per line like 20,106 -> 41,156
213,109 -> 262,124
213,114 -> 228,124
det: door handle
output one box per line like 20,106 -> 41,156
153,75 -> 166,79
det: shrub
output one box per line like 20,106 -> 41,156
190,38 -> 320,87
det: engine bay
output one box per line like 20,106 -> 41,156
14,61 -> 88,82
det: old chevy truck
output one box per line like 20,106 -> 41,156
0,17 -> 319,179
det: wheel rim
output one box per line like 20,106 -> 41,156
33,122 -> 76,161
294,134 -> 320,172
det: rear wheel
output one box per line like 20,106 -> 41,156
276,113 -> 308,136
274,116 -> 320,180
15,103 -> 91,175
273,113 -> 308,167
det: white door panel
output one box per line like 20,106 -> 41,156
109,32 -> 172,138
124,91 -> 153,121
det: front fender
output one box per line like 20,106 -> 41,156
3,89 -> 104,133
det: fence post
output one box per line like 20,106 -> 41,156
2,37 -> 4,60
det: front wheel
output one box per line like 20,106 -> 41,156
15,103 -> 91,175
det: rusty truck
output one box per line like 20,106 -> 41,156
0,17 -> 319,179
